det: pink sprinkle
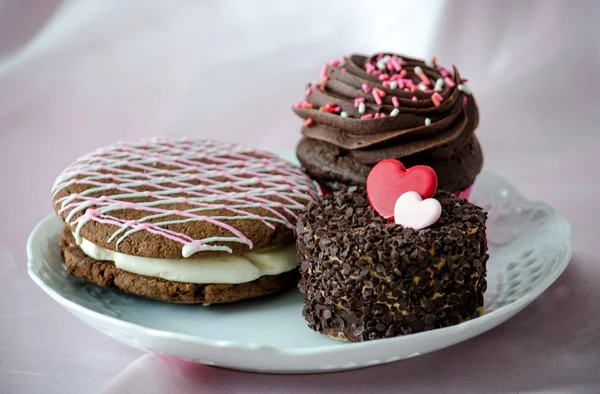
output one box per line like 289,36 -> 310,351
392,96 -> 399,108
376,54 -> 384,61
328,59 -> 340,67
404,88 -> 410,92
320,65 -> 328,82
294,103 -> 301,109
431,94 -> 441,107
463,96 -> 468,105
340,67 -> 346,72
378,74 -> 390,81
304,118 -> 314,127
365,63 -> 376,74
440,69 -> 449,77
400,69 -> 407,77
382,80 -> 391,87
432,92 -> 444,102
417,71 -> 431,86
354,97 -> 365,107
372,70 -> 382,77
380,113 -> 386,118
332,106 -> 341,113
386,62 -> 394,72
304,88 -> 312,97
412,96 -> 417,101
410,85 -> 418,93
390,56 -> 402,72
362,84 -> 371,94
372,90 -> 382,105
462,78 -> 469,83
444,77 -> 456,87
360,114 -> 373,120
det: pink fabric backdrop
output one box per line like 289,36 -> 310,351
1,1 -> 599,393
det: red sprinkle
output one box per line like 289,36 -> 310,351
362,84 -> 371,94
431,93 -> 442,107
431,56 -> 437,65
410,85 -> 418,93
354,97 -> 365,107
360,114 -> 373,120
325,102 -> 336,109
382,80 -> 390,87
299,101 -> 313,109
400,69 -> 407,77
304,118 -> 314,127
462,78 -> 469,83
392,96 -> 399,108
373,70 -> 383,77
294,103 -> 301,109
417,71 -> 431,86
444,77 -> 456,87
386,62 -> 394,72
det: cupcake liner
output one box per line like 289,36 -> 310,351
452,184 -> 473,201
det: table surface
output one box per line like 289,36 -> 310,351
1,1 -> 599,393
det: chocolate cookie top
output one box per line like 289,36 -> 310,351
52,138 -> 320,259
293,53 -> 479,165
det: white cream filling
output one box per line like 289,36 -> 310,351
74,234 -> 298,284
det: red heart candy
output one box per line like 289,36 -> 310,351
366,159 -> 438,221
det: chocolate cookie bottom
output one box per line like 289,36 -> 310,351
60,228 -> 299,304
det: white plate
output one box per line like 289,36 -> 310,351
27,172 -> 571,373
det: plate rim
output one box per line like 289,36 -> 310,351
27,171 -> 572,357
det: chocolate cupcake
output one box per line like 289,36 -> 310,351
293,53 -> 483,198
297,160 -> 488,341
52,138 -> 319,304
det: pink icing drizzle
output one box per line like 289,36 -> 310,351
52,138 -> 319,256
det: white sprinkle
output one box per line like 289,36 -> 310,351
390,108 -> 400,117
425,59 -> 434,68
419,84 -> 427,91
339,58 -> 346,67
376,55 -> 391,70
390,81 -> 398,89
434,78 -> 444,92
458,84 -> 472,94
340,111 -> 348,118
358,102 -> 366,114
425,118 -> 431,126
414,66 -> 423,74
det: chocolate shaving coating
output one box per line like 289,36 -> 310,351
296,187 -> 488,342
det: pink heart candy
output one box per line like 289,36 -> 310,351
393,191 -> 442,230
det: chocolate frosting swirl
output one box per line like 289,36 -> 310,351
293,53 -> 479,165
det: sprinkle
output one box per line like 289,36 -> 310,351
424,58 -> 434,68
400,69 -> 407,77
294,103 -> 301,109
372,88 -> 385,105
360,114 -> 373,120
463,96 -> 468,105
419,84 -> 427,91
440,68 -> 449,77
320,65 -> 328,82
328,59 -> 340,67
340,67 -> 346,72
331,106 -> 342,113
300,101 -> 313,109
354,97 -> 365,107
392,96 -> 399,108
458,84 -> 472,94
378,74 -> 390,81
362,84 -> 371,94
409,86 -> 416,92
390,55 -> 402,72
304,118 -> 314,127
414,66 -> 431,85
431,92 -> 443,107
358,102 -> 366,114
372,70 -> 383,77
376,55 -> 391,70
425,118 -> 431,126
444,77 -> 456,87
340,57 -> 346,67
412,96 -> 417,101
390,81 -> 398,89
376,54 -> 384,61
365,63 -> 376,74
434,78 -> 444,92
461,78 -> 469,83
304,88 -> 312,96
382,81 -> 391,87
340,111 -> 348,118
390,108 -> 400,117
